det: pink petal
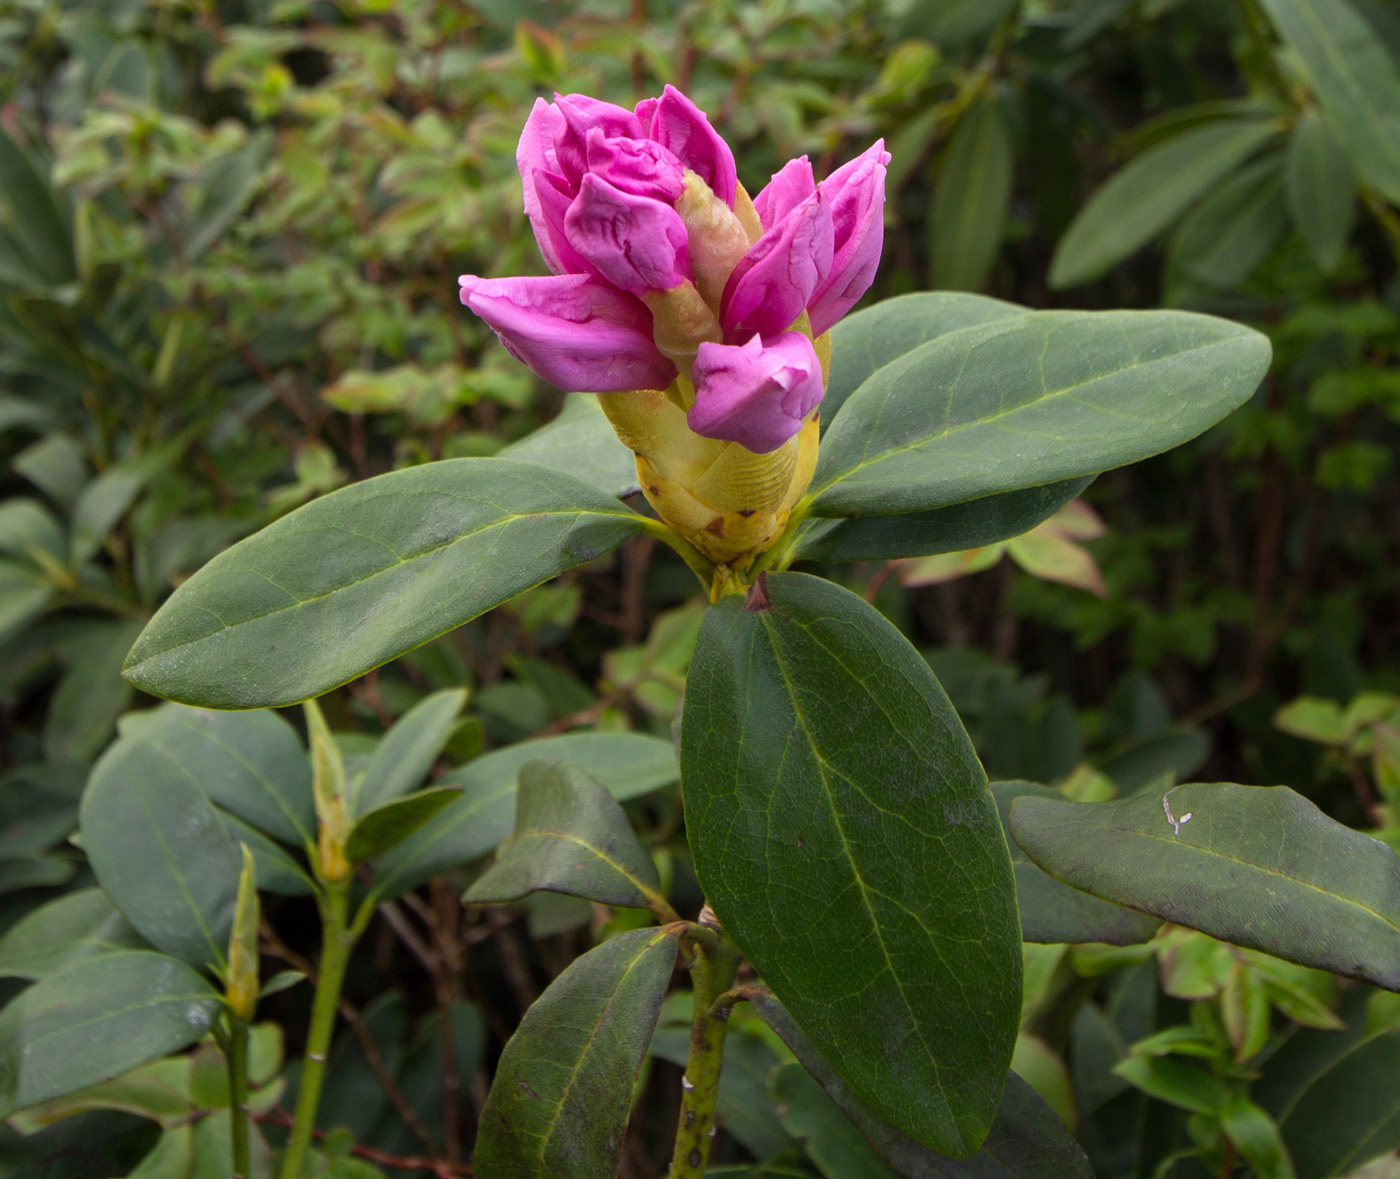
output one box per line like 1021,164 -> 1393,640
720,191 -> 833,341
807,139 -> 890,336
531,169 -> 594,275
645,84 -> 737,207
688,332 -> 824,453
752,157 -> 816,230
518,100 -> 569,272
459,273 -> 675,393
564,173 -> 691,295
585,128 -> 685,202
553,94 -> 644,186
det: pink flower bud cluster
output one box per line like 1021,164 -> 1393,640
459,86 -> 889,454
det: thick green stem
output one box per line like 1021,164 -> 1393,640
227,1016 -> 251,1179
278,882 -> 352,1179
667,932 -> 743,1178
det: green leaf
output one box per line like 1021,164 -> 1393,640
1167,156 -> 1289,288
0,127 -> 73,288
126,1125 -> 195,1179
81,722 -> 312,967
753,991 -> 1094,1177
465,760 -> 662,910
353,687 -> 467,815
117,703 -> 314,846
771,1062 -> 899,1179
371,732 -> 676,900
992,783 -> 1160,946
900,0 -> 1019,44
183,132 -> 271,260
1259,0 -> 1400,205
1008,783 -> 1400,988
1286,108 -> 1357,272
41,619 -> 144,766
344,786 -> 462,864
0,498 -> 64,563
823,291 -> 1028,429
473,926 -> 679,1177
931,93 -> 1015,291
1266,1022 -> 1400,1177
682,572 -> 1020,1155
810,310 -> 1271,518
0,888 -> 147,980
0,951 -> 221,1118
123,458 -> 646,708
1221,1097 -> 1295,1179
1275,696 -> 1348,745
1112,1055 -> 1230,1114
1049,119 -> 1282,287
792,478 -> 1094,563
498,395 -> 639,499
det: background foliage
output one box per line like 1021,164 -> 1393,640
0,0 -> 1397,1175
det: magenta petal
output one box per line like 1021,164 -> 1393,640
459,273 -> 675,393
564,174 -> 691,295
553,94 -> 644,185
646,84 -> 737,207
720,192 -> 834,340
585,128 -> 685,202
807,139 -> 891,336
752,157 -> 816,231
530,170 -> 594,276
518,101 -> 570,272
689,332 -> 824,453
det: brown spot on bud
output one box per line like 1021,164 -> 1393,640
737,509 -> 755,517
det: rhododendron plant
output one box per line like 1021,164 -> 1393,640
121,80 -> 1272,1179
459,86 -> 890,576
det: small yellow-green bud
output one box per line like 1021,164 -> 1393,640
304,698 -> 351,884
226,844 -> 260,1021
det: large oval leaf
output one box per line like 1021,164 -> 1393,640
123,458 -> 646,708
116,703 -> 313,846
930,93 -> 1015,292
0,951 -> 221,1118
753,990 -> 1094,1178
474,926 -> 679,1177
682,572 -> 1020,1155
793,478 -> 1092,563
370,731 -> 676,900
1009,783 -> 1400,988
1259,0 -> 1400,205
498,394 -> 639,500
1048,118 -> 1282,288
81,722 -> 312,966
352,687 -> 466,816
823,291 -> 1028,429
1285,109 -> 1356,273
809,310 -> 1270,519
992,783 -> 1159,946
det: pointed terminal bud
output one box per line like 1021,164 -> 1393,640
674,170 -> 753,310
226,844 -> 260,1021
808,139 -> 891,336
305,697 -> 351,884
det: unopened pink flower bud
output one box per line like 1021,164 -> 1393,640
552,94 -> 644,186
752,156 -> 817,229
585,129 -> 686,202
689,332 -> 824,453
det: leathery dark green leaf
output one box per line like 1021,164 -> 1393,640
1008,783 -> 1400,988
991,783 -> 1159,946
464,760 -> 662,910
682,572 -> 1020,1155
122,458 -> 646,709
0,951 -> 221,1118
810,311 -> 1271,518
344,786 -> 463,864
752,990 -> 1094,1178
792,478 -> 1092,563
473,926 -> 679,1178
